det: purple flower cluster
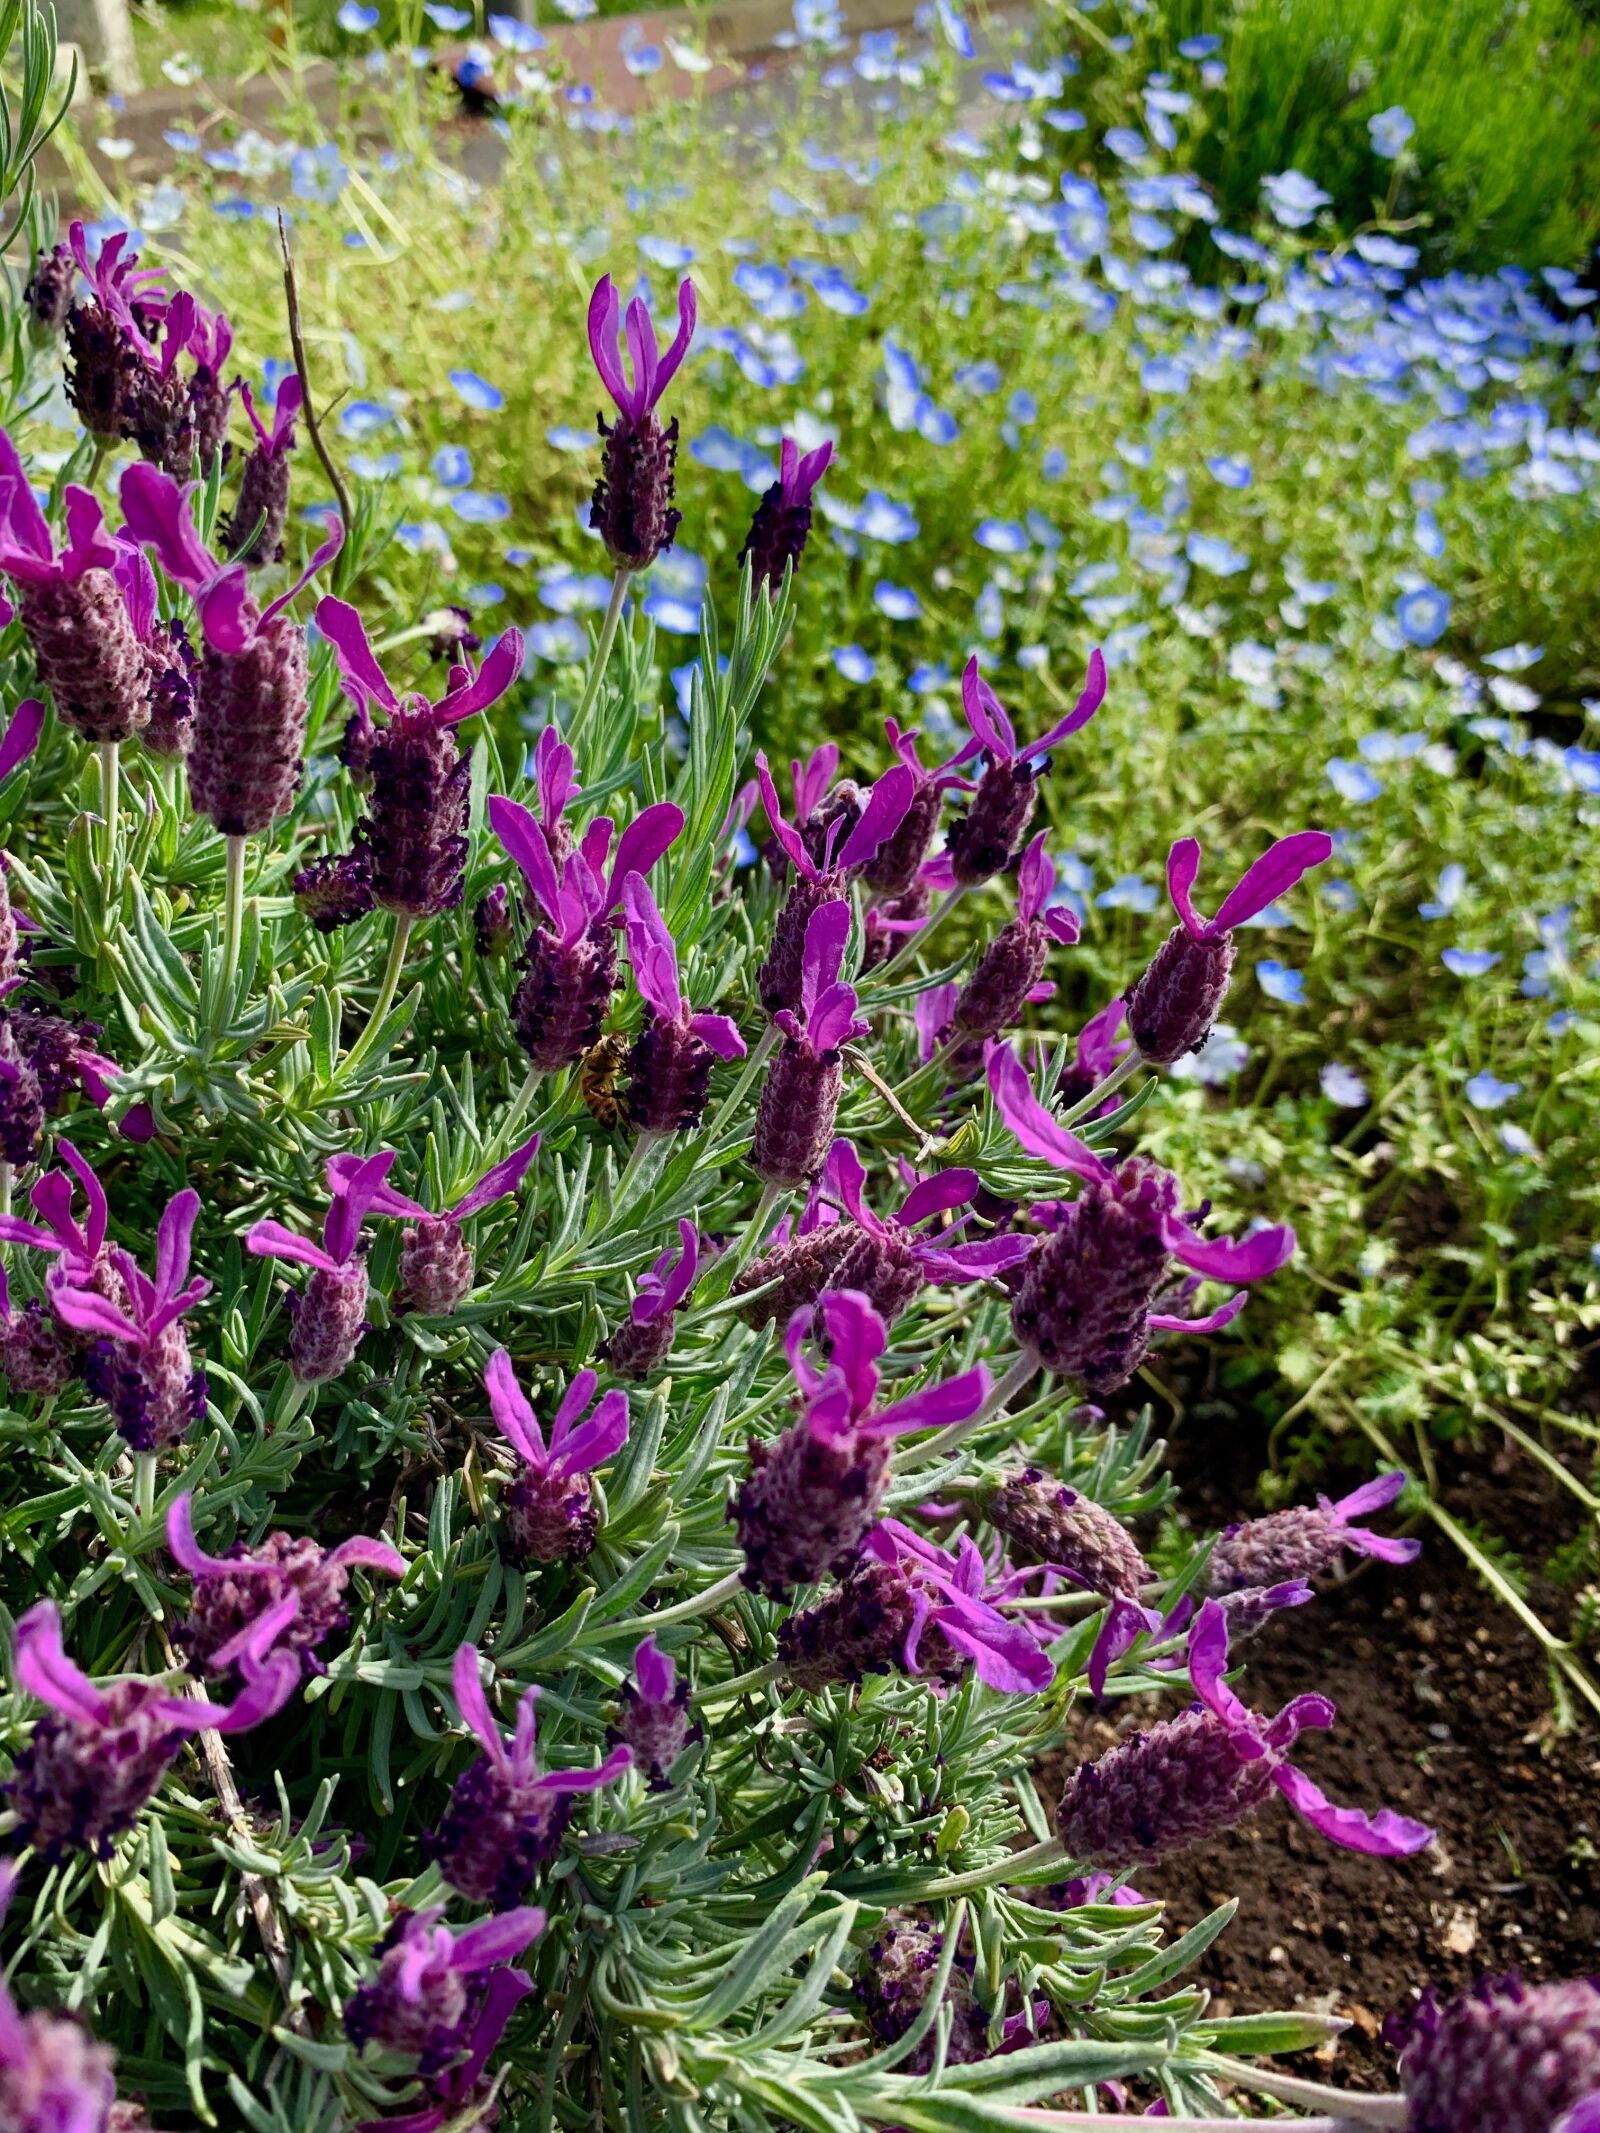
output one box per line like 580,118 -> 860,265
484,1350 -> 630,1565
751,902 -> 868,1187
600,1218 -> 699,1378
587,275 -> 695,572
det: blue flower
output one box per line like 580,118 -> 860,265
1096,874 -> 1159,914
1205,453 -> 1253,489
431,444 -> 473,487
450,491 -> 511,524
527,619 -> 589,663
1177,33 -> 1221,57
1041,446 -> 1069,479
873,581 -> 921,621
1256,959 -> 1305,1004
1103,126 -> 1148,161
163,127 -> 201,152
833,644 -> 876,684
1321,1062 -> 1369,1108
908,661 -> 950,694
1419,864 -> 1466,919
953,360 -> 1001,394
975,518 -> 1028,554
1261,169 -> 1330,229
1186,531 -> 1248,576
290,143 -> 347,203
1367,105 -> 1415,159
337,0 -> 379,28
853,492 -> 919,544
450,369 -> 505,412
349,450 -> 403,480
546,425 -> 594,453
425,2 -> 472,25
337,400 -> 396,441
638,234 -> 692,268
1464,1071 -> 1520,1112
1326,758 -> 1383,805
1396,584 -> 1450,646
642,588 -> 703,635
489,13 -> 546,49
1442,948 -> 1500,978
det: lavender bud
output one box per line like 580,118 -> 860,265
187,367 -> 233,480
339,704 -> 377,785
739,483 -> 816,591
758,873 -> 838,1015
1054,1702 -> 1279,1869
6,1679 -> 193,1861
0,1298 -> 77,1398
23,244 -> 75,334
1210,1505 -> 1351,1593
828,1223 -> 925,1328
125,363 -> 197,482
430,1757 -> 572,1909
597,1309 -> 673,1381
293,850 -> 376,934
778,1558 -> 962,1692
224,441 -> 291,567
190,614 -> 309,838
1127,925 -> 1236,1063
137,618 -> 197,760
178,1534 -> 357,1681
983,1467 -> 1152,1597
750,1039 -> 843,1189
857,1915 -> 990,2072
952,919 -> 1050,1039
624,1012 -> 715,1135
500,1466 -> 597,1565
0,2007 -> 118,2126
65,301 -> 146,444
731,1222 -> 857,1326
945,762 -> 1037,887
287,1259 -> 368,1384
513,922 -> 617,1074
591,411 -> 681,571
1393,1974 -> 1600,2133
83,1325 -> 207,1452
1009,1159 -> 1180,1392
609,1659 -> 698,1791
19,572 -> 152,744
474,883 -> 515,957
343,1913 -> 485,2074
426,605 -> 480,662
398,1217 -> 474,1318
864,881 -> 931,968
862,781 -> 942,895
732,1420 -> 890,1600
801,782 -> 864,870
0,1020 -> 44,1167
353,711 -> 473,918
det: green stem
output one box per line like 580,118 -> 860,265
274,1376 -> 315,1431
879,883 -> 965,979
899,1349 -> 1040,1471
704,1022 -> 776,1154
0,1162 -> 11,1224
603,1128 -> 663,1228
1057,1047 -> 1143,1129
98,740 -> 119,879
693,1658 -> 782,1707
565,568 -> 631,755
919,1833 -> 1065,1900
133,1452 -> 156,1527
727,1181 -> 785,1279
217,833 -> 248,1023
339,915 -> 416,1081
580,1568 -> 746,1645
491,1063 -> 545,1161
1196,2057 -> 1408,2126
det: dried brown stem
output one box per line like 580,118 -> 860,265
276,209 -> 353,536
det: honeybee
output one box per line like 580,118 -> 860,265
578,1031 -> 630,1130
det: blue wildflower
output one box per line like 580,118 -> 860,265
1442,949 -> 1499,978
1256,960 -> 1305,1004
1262,170 -> 1330,229
873,582 -> 921,621
833,645 -> 876,684
1368,106 -> 1415,159
1395,585 -> 1451,647
1321,1062 -> 1368,1108
450,370 -> 506,413
432,445 -> 473,488
1326,758 -> 1383,804
1464,1071 -> 1520,1111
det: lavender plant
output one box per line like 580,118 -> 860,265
0,27 -> 1588,2133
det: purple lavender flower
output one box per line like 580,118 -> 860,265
62,222 -> 169,444
246,1153 -> 396,1383
738,436 -> 833,591
0,433 -> 151,746
856,1913 -> 1044,2074
473,882 -> 515,958
0,1856 -> 120,2126
122,293 -> 234,481
4,1600 -> 297,1862
988,1041 -> 1295,1390
944,652 -> 1105,886
1393,1973 -> 1600,2133
23,241 -> 76,334
7,999 -> 122,1125
0,1264 -> 76,1397
224,377 -> 301,566
330,1133 -> 541,1318
50,1189 -> 210,1451
778,1517 -> 1054,1695
600,1218 -> 698,1379
862,717 -> 970,896
610,1634 -> 698,1788
484,1349 -> 630,1565
343,1897 -> 545,2076
982,1466 -> 1152,1599
119,462 -> 343,838
529,724 -> 581,866
429,1642 -> 631,1905
1209,1471 -> 1421,1594
0,1139 -> 122,1314
734,1289 -> 990,1598
489,792 -> 683,1075
167,1490 -> 405,1682
350,1967 -> 530,2133
110,539 -> 196,761
1055,1600 -> 1434,1868
1056,996 -> 1132,1111
620,873 -> 746,1132
587,273 -> 696,571
754,754 -> 913,1013
751,902 -> 868,1188
952,833 -> 1081,1040
303,598 -> 525,925
0,1007 -> 42,1167
1127,831 -> 1333,1063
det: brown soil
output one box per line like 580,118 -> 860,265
1043,1412 -> 1600,2092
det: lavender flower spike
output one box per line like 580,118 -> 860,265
246,1152 -> 395,1383
1394,1973 -> 1600,2133
734,1288 -> 990,1598
50,1188 -> 210,1451
1128,830 -> 1333,1063
0,430 -> 151,745
353,1969 -> 531,2133
0,1138 -> 122,1315
739,436 -> 833,592
953,832 -> 1081,1041
1209,1471 -> 1421,1594
343,1898 -> 546,2076
62,221 -> 169,445
601,1218 -> 699,1380
485,1349 -> 630,1565
862,716 -> 971,896
1055,1600 -> 1434,1868
754,752 -> 913,1013
120,461 -> 342,837
429,1642 -> 631,1905
112,539 -> 196,760
0,697 -> 45,985
225,376 -> 302,566
610,1634 -> 699,1788
778,1517 -> 1053,1696
587,272 -> 696,571
0,1264 -> 76,1398
988,1040 -> 1295,1390
751,901 -> 868,1188
490,791 -> 683,1074
621,872 -> 745,1133
167,1490 -> 405,1683
330,1133 -> 541,1319
298,598 -> 525,928
5,1600 -> 297,1862
0,1855 -> 119,2129
945,650 -> 1106,886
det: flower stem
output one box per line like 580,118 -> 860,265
274,1376 -> 314,1431
603,1128 -> 663,1229
1057,1046 -> 1143,1129
1196,2058 -> 1409,2126
97,740 -> 119,878
566,568 -> 631,756
0,1162 -> 11,1223
581,1568 -> 746,1645
727,1180 -> 785,1279
899,1348 -> 1040,1471
920,1833 -> 1065,1900
133,1452 -> 156,1527
339,914 -> 415,1081
880,883 -> 965,978
693,1658 -> 782,1706
704,1022 -> 776,1154
216,833 -> 248,1026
